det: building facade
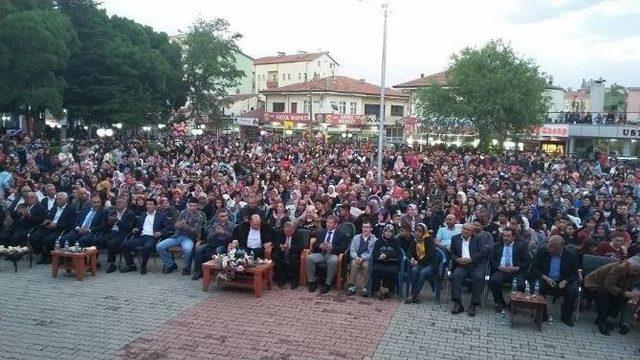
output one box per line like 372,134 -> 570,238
254,52 -> 339,92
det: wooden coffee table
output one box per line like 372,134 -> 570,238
50,249 -> 98,281
509,291 -> 547,331
202,260 -> 274,297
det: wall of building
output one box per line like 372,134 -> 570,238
628,88 -> 640,123
546,88 -> 565,114
254,54 -> 338,91
227,52 -> 254,95
224,96 -> 261,117
589,81 -> 605,113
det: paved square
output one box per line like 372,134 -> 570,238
2,256 -> 640,360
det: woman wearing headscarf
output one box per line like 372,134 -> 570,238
370,224 -> 402,300
405,223 -> 438,304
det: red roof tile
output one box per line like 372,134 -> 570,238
261,76 -> 407,98
393,71 -> 448,88
236,108 -> 264,119
254,52 -> 336,65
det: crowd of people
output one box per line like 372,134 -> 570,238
1,128 -> 640,336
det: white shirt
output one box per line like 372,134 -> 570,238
247,228 -> 262,249
46,197 -> 55,211
461,237 -> 471,259
52,205 -> 66,224
142,212 -> 156,236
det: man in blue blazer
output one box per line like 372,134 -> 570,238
450,223 -> 490,317
120,198 -> 170,275
32,192 -> 77,264
488,227 -> 530,312
59,195 -> 106,248
98,197 -> 137,273
306,215 -> 348,294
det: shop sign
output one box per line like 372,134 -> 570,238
234,117 -> 259,126
619,127 -> 640,138
264,112 -> 310,123
314,113 -> 367,125
534,124 -> 568,137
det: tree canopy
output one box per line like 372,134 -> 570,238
605,83 -> 627,113
183,18 -> 244,126
416,40 -> 550,149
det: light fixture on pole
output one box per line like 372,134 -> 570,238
376,1 -> 389,185
142,126 -> 152,131
105,128 -> 114,137
96,128 -> 106,137
157,124 -> 166,129
113,123 -> 123,129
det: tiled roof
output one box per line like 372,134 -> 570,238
393,71 -> 448,89
261,76 -> 406,97
222,94 -> 259,104
236,107 -> 264,119
254,52 -> 335,65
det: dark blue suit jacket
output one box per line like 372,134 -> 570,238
75,207 -> 107,233
48,204 -> 77,232
312,229 -> 348,255
105,207 -> 137,234
451,234 -> 488,270
135,211 -> 170,237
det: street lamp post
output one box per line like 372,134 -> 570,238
376,2 -> 389,185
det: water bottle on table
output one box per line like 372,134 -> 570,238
534,280 -> 540,296
512,277 -> 517,293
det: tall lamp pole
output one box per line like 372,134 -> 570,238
376,2 -> 388,185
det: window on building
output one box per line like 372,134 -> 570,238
303,100 -> 310,113
391,105 -> 404,117
272,102 -> 285,112
298,73 -> 302,80
339,101 -> 346,114
317,61 -> 321,66
350,101 -> 357,115
364,104 -> 380,116
287,73 -> 291,80
304,73 -> 308,81
291,102 -> 298,113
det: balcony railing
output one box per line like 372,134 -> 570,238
266,81 -> 279,89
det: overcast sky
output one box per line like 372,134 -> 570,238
101,0 -> 640,89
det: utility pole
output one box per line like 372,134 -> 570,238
376,2 -> 388,185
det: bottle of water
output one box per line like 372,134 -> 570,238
534,280 -> 540,296
512,277 -> 518,293
64,239 -> 69,250
525,280 -> 530,296
54,240 -> 60,251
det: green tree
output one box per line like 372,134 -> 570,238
604,83 -> 627,113
183,18 -> 244,127
416,40 -> 549,149
59,0 -> 185,127
0,1 -> 78,119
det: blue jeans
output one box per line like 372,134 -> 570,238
410,265 -> 434,296
156,235 -> 194,270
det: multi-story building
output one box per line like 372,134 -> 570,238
254,51 -> 339,92
260,75 -> 409,140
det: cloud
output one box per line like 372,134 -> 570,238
580,13 -> 640,40
508,0 -> 602,23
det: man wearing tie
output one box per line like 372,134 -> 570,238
98,197 -> 137,273
450,223 -> 489,317
488,227 -> 530,312
32,192 -> 76,264
59,195 -> 106,247
273,221 -> 305,289
306,215 -> 347,294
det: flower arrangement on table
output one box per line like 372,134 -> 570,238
64,245 -> 98,253
212,240 -> 271,284
0,245 -> 29,256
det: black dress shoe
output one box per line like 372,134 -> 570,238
290,282 -> 298,290
598,320 -> 611,335
140,266 -> 148,275
120,265 -> 137,273
451,303 -> 464,315
562,317 -> 575,327
106,264 -> 117,273
468,304 -> 477,317
620,323 -> 630,335
319,284 -> 331,294
162,264 -> 177,274
182,268 -> 191,276
191,272 -> 203,281
308,282 -> 317,292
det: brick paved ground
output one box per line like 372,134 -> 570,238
3,255 -> 640,360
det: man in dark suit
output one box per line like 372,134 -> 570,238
450,223 -> 489,317
120,198 -> 170,275
488,227 -> 530,312
3,192 -> 47,246
533,235 -> 580,327
97,197 -> 137,273
40,184 -> 57,212
232,214 -> 273,259
306,215 -> 348,294
273,221 -> 305,289
32,192 -> 76,264
59,195 -> 107,247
